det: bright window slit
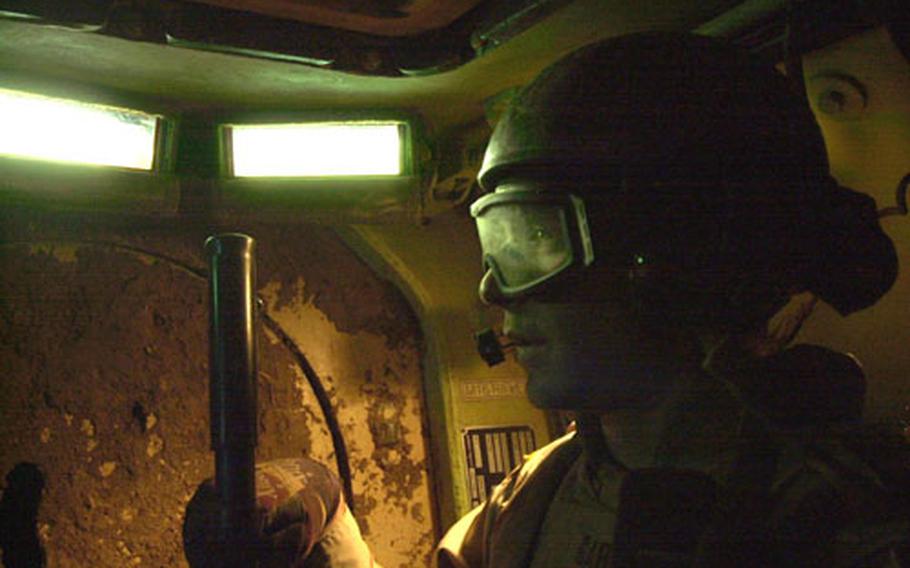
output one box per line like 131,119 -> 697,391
229,122 -> 404,177
0,88 -> 158,170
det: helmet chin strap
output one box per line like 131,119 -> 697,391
576,413 -> 627,481
876,171 -> 910,218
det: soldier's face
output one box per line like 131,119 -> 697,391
499,290 -> 691,412
473,179 -> 700,411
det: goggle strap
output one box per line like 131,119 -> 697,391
570,195 -> 595,266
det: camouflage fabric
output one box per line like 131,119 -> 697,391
184,458 -> 368,568
436,426 -> 910,567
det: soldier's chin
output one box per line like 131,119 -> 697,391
525,377 -> 606,411
525,374 -> 669,413
525,382 -> 569,410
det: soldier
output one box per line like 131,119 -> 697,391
437,32 -> 909,567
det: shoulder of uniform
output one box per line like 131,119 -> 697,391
774,423 -> 910,501
768,423 -> 910,564
434,432 -> 582,568
520,432 -> 579,476
836,424 -> 910,488
491,431 -> 580,503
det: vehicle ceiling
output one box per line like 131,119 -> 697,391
0,0 -> 766,131
183,0 -> 487,36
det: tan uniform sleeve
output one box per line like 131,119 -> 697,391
310,498 -> 383,568
434,505 -> 486,568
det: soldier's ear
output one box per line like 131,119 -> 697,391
697,287 -> 816,378
743,291 -> 819,359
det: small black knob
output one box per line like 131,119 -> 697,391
474,328 -> 506,367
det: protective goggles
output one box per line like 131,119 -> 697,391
470,189 -> 595,298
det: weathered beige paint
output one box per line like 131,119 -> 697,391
260,281 -> 435,566
0,218 -> 435,567
342,210 -> 554,527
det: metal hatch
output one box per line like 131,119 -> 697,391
0,0 -> 593,76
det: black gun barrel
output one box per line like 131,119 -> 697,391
205,233 -> 258,568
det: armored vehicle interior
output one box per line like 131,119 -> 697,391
0,0 -> 907,565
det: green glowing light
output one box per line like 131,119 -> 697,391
229,122 -> 404,177
0,88 -> 158,170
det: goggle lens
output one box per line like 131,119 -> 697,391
475,201 -> 574,290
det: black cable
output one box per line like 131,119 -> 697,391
259,311 -> 356,513
878,172 -> 910,218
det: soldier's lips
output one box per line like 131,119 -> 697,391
503,330 -> 545,347
504,333 -> 546,368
